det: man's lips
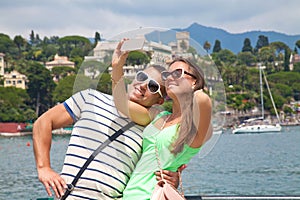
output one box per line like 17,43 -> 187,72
133,87 -> 144,96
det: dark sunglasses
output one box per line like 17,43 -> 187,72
135,71 -> 163,97
161,68 -> 197,81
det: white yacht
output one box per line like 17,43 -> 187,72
232,65 -> 282,134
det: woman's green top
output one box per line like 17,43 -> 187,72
122,111 -> 201,200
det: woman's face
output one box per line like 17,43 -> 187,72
164,61 -> 196,97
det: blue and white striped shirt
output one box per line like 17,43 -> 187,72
61,89 -> 144,199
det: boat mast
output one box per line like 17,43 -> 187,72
262,69 -> 281,124
259,64 -> 264,119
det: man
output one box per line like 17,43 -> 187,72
33,40 -> 183,199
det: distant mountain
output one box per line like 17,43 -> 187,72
146,23 -> 300,54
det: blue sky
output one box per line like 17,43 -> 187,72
1,0 -> 299,39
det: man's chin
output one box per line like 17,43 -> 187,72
129,96 -> 141,103
130,91 -> 143,100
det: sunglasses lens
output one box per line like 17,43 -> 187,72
148,80 -> 160,93
136,72 -> 148,82
161,69 -> 183,81
172,69 -> 183,79
161,71 -> 170,81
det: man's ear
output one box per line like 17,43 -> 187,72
157,97 -> 164,105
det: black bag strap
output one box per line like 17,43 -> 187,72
60,121 -> 135,200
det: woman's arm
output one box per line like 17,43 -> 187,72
190,90 -> 213,148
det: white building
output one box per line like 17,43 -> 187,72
4,70 -> 27,89
84,36 -> 173,80
175,31 -> 190,53
0,53 -> 5,77
85,41 -> 119,63
45,54 -> 75,71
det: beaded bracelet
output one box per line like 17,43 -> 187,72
111,76 -> 123,84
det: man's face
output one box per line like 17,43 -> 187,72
128,67 -> 164,107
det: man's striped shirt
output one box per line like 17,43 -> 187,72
60,89 -> 144,199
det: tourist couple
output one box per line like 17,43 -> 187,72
33,38 -> 212,199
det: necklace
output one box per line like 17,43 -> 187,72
160,114 -> 181,130
160,114 -> 171,130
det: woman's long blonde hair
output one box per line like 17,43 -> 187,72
168,57 -> 206,155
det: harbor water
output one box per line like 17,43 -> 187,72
0,126 -> 299,199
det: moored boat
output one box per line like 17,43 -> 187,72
232,65 -> 282,134
232,120 -> 282,134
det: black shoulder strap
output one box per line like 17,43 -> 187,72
60,121 -> 135,200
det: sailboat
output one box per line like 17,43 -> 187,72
232,65 -> 282,134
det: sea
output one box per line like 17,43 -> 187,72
0,126 -> 299,199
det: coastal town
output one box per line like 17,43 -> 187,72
1,29 -> 300,136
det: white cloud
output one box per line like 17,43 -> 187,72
0,0 -> 299,39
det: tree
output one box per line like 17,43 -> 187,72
284,48 -> 291,72
30,30 -> 35,45
254,35 -> 269,52
126,51 -> 151,66
72,74 -> 98,94
203,41 -> 211,53
257,46 -> 275,68
32,33 -> 42,46
94,31 -> 101,47
58,35 -> 92,58
236,65 -> 248,88
42,44 -> 58,60
26,61 -> 56,116
294,62 -> 300,73
242,38 -> 253,52
237,52 -> 256,66
267,71 -> 300,101
96,73 -> 112,95
291,81 -> 300,101
270,41 -> 289,54
212,49 -> 236,66
296,40 -> 300,50
51,66 -> 76,81
0,33 -> 17,56
293,47 -> 298,54
13,35 -> 27,58
0,87 -> 35,122
212,40 -> 221,53
52,75 -> 77,103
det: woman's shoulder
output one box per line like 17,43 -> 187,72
194,90 -> 211,104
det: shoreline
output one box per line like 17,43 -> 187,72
0,122 -> 72,137
0,129 -> 72,137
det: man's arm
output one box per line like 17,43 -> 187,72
33,104 -> 73,198
111,39 -> 152,126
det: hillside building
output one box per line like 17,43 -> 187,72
0,53 -> 5,77
289,54 -> 300,71
84,36 -> 173,80
45,54 -> 75,71
175,31 -> 190,53
3,70 -> 27,89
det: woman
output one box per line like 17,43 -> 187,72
113,54 -> 212,199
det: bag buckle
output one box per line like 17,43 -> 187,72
67,184 -> 74,191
